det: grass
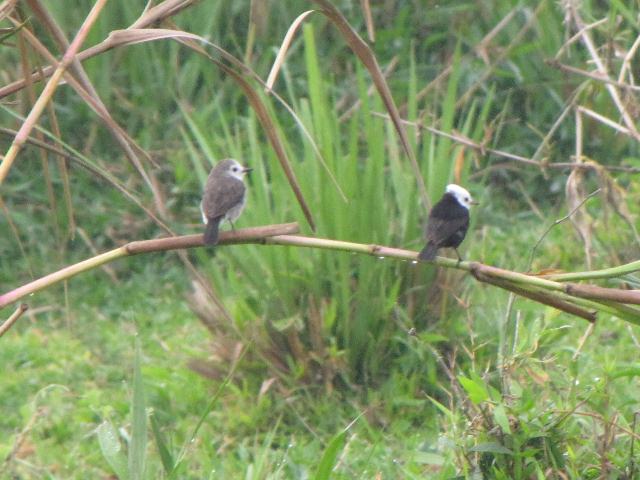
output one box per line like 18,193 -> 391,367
3,0 -> 640,478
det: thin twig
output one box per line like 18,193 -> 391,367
564,3 -> 640,142
572,322 -> 595,360
0,0 -> 109,184
531,91 -> 580,163
618,34 -> 640,85
555,17 -> 607,59
543,259 -> 640,282
0,0 -> 199,99
578,106 -> 635,138
3,406 -> 44,469
0,304 -> 28,337
400,7 -> 518,114
527,188 -> 601,269
373,113 -> 640,174
545,59 -> 640,92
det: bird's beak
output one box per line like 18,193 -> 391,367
471,200 -> 480,205
243,167 -> 253,174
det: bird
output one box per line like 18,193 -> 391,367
200,159 -> 252,245
418,184 -> 477,262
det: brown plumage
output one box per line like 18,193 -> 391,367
201,159 -> 251,245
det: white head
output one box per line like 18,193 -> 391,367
446,184 -> 475,209
214,159 -> 252,181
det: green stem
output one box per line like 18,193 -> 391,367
544,260 -> 640,282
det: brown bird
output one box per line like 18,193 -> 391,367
200,159 -> 252,245
418,184 -> 477,262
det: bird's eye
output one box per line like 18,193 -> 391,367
465,196 -> 469,202
232,167 -> 239,172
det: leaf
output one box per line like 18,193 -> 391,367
313,430 -> 347,480
425,395 -> 453,418
469,442 -> 513,455
565,167 -> 593,267
266,10 -> 315,90
129,338 -> 147,480
170,344 -> 250,478
311,0 -> 428,211
493,404 -> 512,435
457,374 -> 489,404
150,413 -> 174,474
97,421 -> 129,480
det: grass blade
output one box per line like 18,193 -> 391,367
150,413 -> 175,474
169,343 -> 250,478
312,0 -> 428,210
313,429 -> 346,480
129,337 -> 147,480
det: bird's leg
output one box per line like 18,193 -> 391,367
454,248 -> 463,266
229,220 -> 236,231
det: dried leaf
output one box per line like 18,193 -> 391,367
266,10 -> 315,91
258,377 -> 277,399
105,28 -> 317,231
312,0 -> 428,210
590,159 -> 640,246
453,146 -> 466,184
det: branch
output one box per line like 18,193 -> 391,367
472,271 -> 596,322
545,58 -> 640,92
528,188 -> 601,268
0,0 -> 109,184
4,225 -> 640,327
543,260 -> 640,282
0,304 -> 28,337
372,113 -> 640,174
0,223 -> 299,309
565,283 -> 640,305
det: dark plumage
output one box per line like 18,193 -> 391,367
201,159 -> 251,245
418,184 -> 475,262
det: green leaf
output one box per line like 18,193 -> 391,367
469,442 -> 513,455
493,404 -> 512,435
425,395 -> 453,418
457,374 -> 489,404
97,421 -> 129,480
150,413 -> 174,474
129,337 -> 147,480
313,430 -> 347,480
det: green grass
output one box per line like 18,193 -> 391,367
3,0 -> 640,478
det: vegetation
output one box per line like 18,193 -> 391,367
2,0 -> 640,478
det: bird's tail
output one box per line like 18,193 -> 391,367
204,218 -> 221,245
418,242 -> 438,261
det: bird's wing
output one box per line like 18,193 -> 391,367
425,214 -> 469,245
203,177 -> 246,220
